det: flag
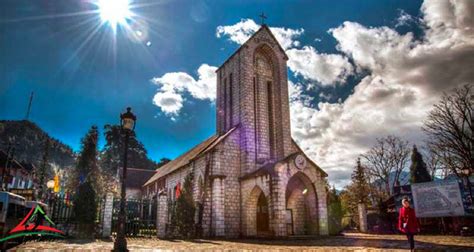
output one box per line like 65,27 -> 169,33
175,182 -> 181,199
53,175 -> 60,193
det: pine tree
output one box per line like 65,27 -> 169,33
351,158 -> 370,204
409,145 -> 432,183
328,186 -> 344,235
100,124 -> 156,176
73,126 -> 100,234
174,173 -> 196,238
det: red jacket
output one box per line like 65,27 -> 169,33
398,206 -> 419,233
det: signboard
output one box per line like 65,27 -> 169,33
412,180 -> 464,217
9,188 -> 35,201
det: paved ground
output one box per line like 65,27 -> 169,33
10,233 -> 474,251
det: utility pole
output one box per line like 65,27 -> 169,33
25,91 -> 34,121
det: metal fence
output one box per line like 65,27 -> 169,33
47,194 -> 106,237
111,198 -> 157,237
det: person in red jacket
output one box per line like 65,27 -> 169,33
398,197 -> 420,251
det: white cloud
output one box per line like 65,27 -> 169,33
151,64 -> 217,118
216,18 -> 304,50
216,19 -> 260,45
395,9 -> 415,27
287,46 -> 353,85
217,19 -> 354,86
152,91 -> 183,119
421,0 -> 474,47
291,0 -> 474,188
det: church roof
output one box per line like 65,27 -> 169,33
118,167 -> 156,189
143,127 -> 237,187
216,24 -> 289,72
240,143 -> 327,181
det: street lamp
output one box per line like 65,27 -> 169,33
114,107 -> 136,252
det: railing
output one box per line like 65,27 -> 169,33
111,198 -> 157,237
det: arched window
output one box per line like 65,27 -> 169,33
254,46 -> 276,162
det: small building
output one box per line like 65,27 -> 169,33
117,167 -> 155,199
0,150 -> 35,190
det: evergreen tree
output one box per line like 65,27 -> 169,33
328,186 -> 344,235
351,158 -> 370,204
100,124 -> 156,175
170,172 -> 196,238
409,145 -> 432,183
73,182 -> 97,228
37,138 -> 50,201
73,126 -> 100,233
157,157 -> 171,168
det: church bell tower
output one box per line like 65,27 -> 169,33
216,25 -> 293,173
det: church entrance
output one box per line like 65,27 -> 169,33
256,193 -> 269,234
285,172 -> 319,235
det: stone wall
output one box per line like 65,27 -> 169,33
157,193 -> 168,237
217,129 -> 242,238
101,193 -> 114,238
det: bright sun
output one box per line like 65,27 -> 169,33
98,0 -> 131,30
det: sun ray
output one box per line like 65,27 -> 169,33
0,9 -> 100,23
6,0 -> 168,79
57,20 -> 105,76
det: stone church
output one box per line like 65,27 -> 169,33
143,24 -> 328,238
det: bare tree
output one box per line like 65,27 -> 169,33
423,84 -> 473,177
361,135 -> 410,197
420,145 -> 446,179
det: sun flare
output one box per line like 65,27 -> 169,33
97,0 -> 131,30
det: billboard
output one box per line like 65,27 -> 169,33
411,180 -> 465,217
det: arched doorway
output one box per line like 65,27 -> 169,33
285,172 -> 318,235
256,193 -> 269,234
244,186 -> 270,236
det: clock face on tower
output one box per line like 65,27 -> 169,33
294,154 -> 306,170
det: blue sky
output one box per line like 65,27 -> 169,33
2,0 -> 472,187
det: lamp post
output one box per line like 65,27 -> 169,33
114,107 -> 136,252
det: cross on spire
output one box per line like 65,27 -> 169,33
259,12 -> 267,25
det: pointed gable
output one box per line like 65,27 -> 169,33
217,25 -> 288,72
249,25 -> 288,59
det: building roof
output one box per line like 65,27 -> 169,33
20,162 -> 36,172
143,127 -> 237,187
239,143 -> 328,181
118,167 -> 156,189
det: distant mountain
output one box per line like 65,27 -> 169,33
0,120 -> 75,168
